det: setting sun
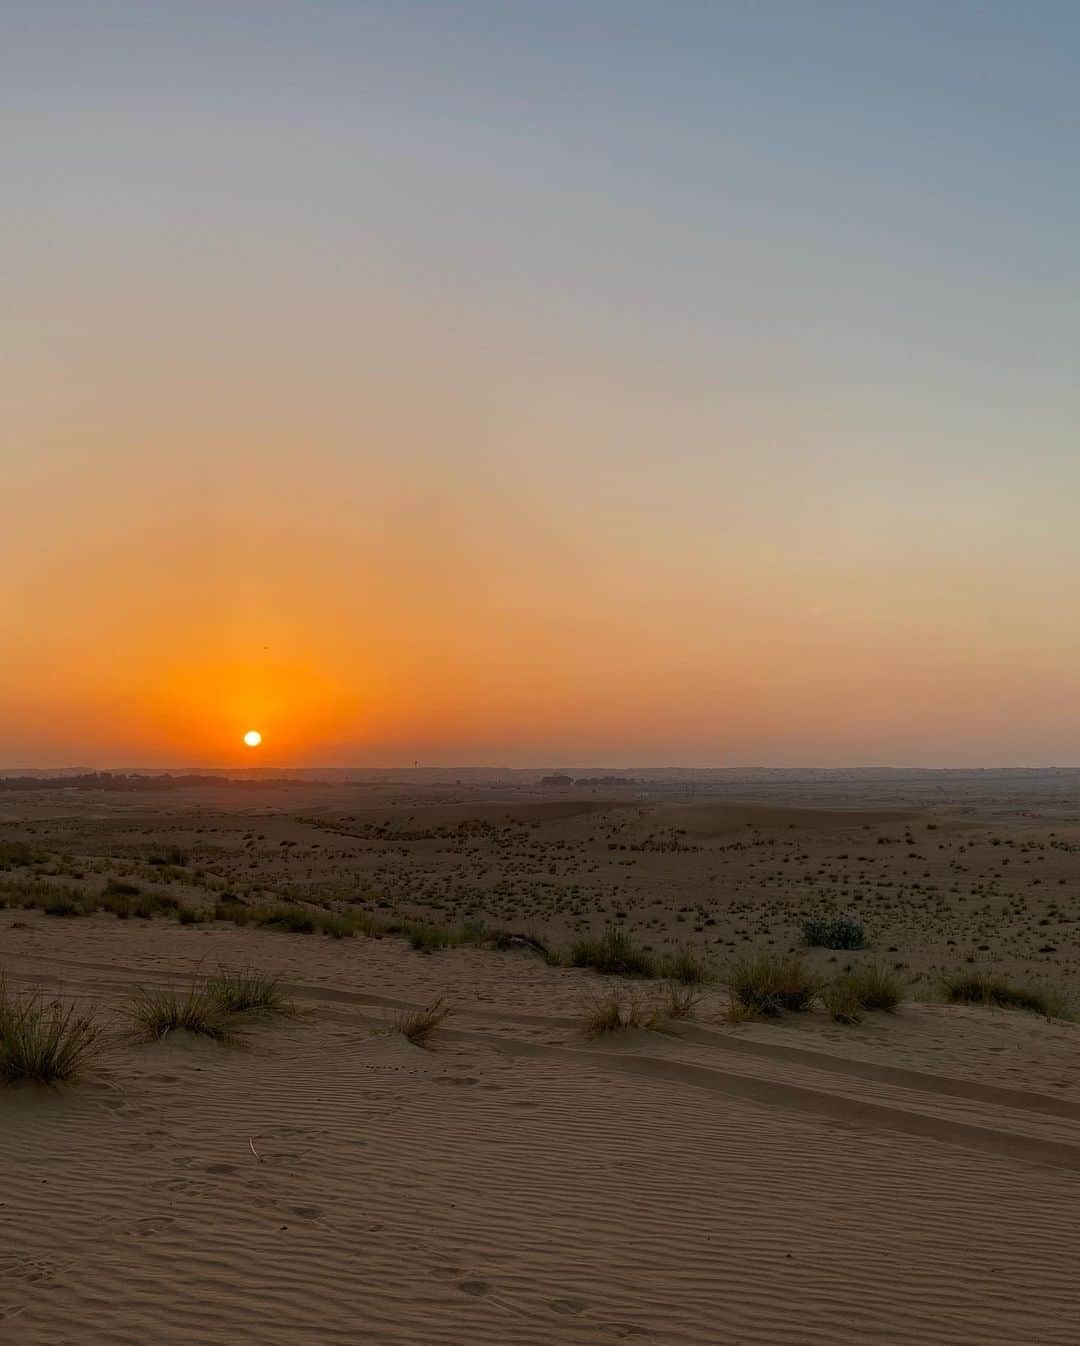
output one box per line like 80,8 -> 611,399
243,730 -> 262,748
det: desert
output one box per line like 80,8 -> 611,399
3,769 -> 1080,1344
7,4 -> 1080,1341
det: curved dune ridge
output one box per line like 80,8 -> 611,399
3,915 -> 1080,1343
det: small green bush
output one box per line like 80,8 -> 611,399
802,914 -> 867,950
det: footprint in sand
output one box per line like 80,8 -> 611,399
550,1299 -> 585,1315
133,1217 -> 175,1237
457,1280 -> 489,1296
290,1206 -> 323,1220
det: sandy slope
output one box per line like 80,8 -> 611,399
3,913 -> 1080,1345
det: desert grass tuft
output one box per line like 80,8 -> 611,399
726,952 -> 818,1016
661,947 -> 713,985
821,977 -> 865,1024
844,962 -> 904,1012
582,989 -> 649,1037
255,905 -> 318,935
404,921 -> 454,953
569,927 -> 658,978
0,981 -> 101,1084
127,983 -> 238,1042
722,993 -> 761,1024
656,981 -> 701,1023
393,998 -> 453,1047
943,971 -> 1069,1020
316,912 -> 357,939
206,968 -> 295,1019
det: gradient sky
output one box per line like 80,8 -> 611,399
4,2 -> 1079,767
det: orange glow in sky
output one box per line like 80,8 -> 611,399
4,7 -> 1079,768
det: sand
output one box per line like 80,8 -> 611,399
2,775 -> 1080,1342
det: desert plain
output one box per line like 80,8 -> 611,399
2,767 -> 1080,1344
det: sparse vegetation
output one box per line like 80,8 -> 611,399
127,984 -> 237,1042
943,971 -> 1069,1020
723,995 -> 761,1024
207,968 -> 295,1019
256,905 -> 318,935
657,981 -> 700,1022
582,989 -> 641,1036
821,977 -> 866,1024
0,841 -> 42,870
661,947 -> 712,985
843,962 -> 903,1012
726,953 -> 818,1016
583,981 -> 698,1037
393,999 -> 453,1047
570,927 -> 658,978
104,878 -> 141,897
0,982 -> 101,1084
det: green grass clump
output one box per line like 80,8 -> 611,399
0,982 -> 101,1084
256,905 -> 317,934
943,971 -> 1068,1019
821,977 -> 865,1024
844,962 -> 903,1012
726,953 -> 818,1016
569,927 -> 658,978
96,888 -> 179,920
393,999 -> 453,1047
316,912 -> 356,939
661,947 -> 713,985
401,919 -> 490,953
127,984 -> 237,1042
822,965 -> 904,1024
207,968 -> 295,1018
404,921 -> 453,953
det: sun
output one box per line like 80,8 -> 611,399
243,729 -> 263,748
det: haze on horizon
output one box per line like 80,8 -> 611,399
4,3 -> 1078,770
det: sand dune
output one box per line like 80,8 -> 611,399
3,912 -> 1080,1344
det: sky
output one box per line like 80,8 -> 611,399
3,2 -> 1079,768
